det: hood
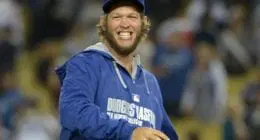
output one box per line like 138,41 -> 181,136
83,42 -> 141,80
56,42 -> 151,95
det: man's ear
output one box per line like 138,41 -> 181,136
99,15 -> 107,31
143,16 -> 148,24
142,15 -> 151,32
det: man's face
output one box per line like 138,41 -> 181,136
104,5 -> 144,56
196,43 -> 215,66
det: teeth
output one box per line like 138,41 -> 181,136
119,32 -> 130,36
119,32 -> 131,39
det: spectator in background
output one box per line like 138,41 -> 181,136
186,0 -> 229,33
18,37 -> 61,115
0,116 -> 7,140
35,55 -> 60,110
223,105 -> 248,140
223,107 -> 237,140
13,111 -> 60,140
219,3 -> 252,75
135,37 -> 155,71
180,32 -> 227,140
13,39 -> 61,140
63,0 -> 103,59
145,0 -> 187,41
26,0 -> 86,51
0,116 -> 12,140
0,0 -> 25,48
156,0 -> 194,47
0,38 -> 61,140
152,5 -> 194,117
251,3 -> 260,66
241,67 -> 260,140
181,31 -> 227,122
0,39 -> 35,139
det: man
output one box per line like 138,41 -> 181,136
180,32 -> 227,140
55,0 -> 178,140
241,67 -> 260,140
152,18 -> 194,117
0,0 -> 24,48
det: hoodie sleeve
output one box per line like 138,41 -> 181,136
56,54 -> 138,139
151,75 -> 179,140
161,107 -> 179,140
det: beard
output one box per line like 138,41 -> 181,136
104,25 -> 143,56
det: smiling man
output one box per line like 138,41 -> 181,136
56,0 -> 178,140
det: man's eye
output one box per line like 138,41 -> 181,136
129,16 -> 138,19
113,16 -> 120,19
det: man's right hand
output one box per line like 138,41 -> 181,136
131,127 -> 169,140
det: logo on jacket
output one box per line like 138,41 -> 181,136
132,93 -> 140,103
106,98 -> 156,128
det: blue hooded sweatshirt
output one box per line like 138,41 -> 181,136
55,42 -> 178,140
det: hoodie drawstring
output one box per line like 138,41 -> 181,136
142,71 -> 150,95
113,61 -> 150,95
113,61 -> 127,89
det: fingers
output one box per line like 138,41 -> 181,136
148,135 -> 163,140
150,129 -> 169,140
131,127 -> 169,140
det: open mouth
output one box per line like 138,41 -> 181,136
117,31 -> 133,40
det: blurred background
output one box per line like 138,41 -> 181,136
0,0 -> 259,140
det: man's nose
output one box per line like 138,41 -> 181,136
119,17 -> 130,28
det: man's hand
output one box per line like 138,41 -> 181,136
131,127 -> 170,140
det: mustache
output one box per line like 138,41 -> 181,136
103,30 -> 142,56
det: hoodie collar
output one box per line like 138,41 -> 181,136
84,42 -> 150,95
84,42 -> 141,79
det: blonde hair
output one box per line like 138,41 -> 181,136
96,14 -> 151,42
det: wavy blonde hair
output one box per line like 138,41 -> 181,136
96,13 -> 151,43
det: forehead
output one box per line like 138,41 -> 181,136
197,42 -> 215,50
196,46 -> 215,55
108,5 -> 140,15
